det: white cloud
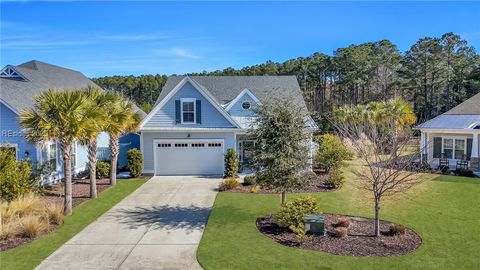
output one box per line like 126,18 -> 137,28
170,48 -> 202,59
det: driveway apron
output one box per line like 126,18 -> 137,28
35,176 -> 222,270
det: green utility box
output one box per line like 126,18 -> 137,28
303,214 -> 325,235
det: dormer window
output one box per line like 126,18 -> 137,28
242,101 -> 251,110
181,98 -> 196,124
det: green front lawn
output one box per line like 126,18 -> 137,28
197,163 -> 480,270
0,179 -> 147,270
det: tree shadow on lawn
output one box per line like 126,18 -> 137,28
111,205 -> 212,231
430,174 -> 480,184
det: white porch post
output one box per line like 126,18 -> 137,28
420,131 -> 425,162
471,132 -> 479,172
472,132 -> 479,158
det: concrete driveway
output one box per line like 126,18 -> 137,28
36,176 -> 222,270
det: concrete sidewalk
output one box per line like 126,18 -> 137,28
36,176 -> 222,270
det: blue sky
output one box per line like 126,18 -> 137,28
1,1 -> 479,77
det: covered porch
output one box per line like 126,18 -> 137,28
420,129 -> 479,173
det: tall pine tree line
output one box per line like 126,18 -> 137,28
93,33 -> 479,121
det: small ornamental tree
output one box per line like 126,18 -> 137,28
332,98 -> 422,237
249,97 -> 310,205
314,134 -> 352,172
127,148 -> 143,178
224,148 -> 239,178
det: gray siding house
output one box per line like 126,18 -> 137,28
139,76 -> 316,175
417,92 -> 480,174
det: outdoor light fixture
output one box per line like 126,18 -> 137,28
24,150 -> 30,158
187,133 -> 191,138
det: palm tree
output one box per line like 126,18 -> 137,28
104,94 -> 141,185
20,90 -> 93,215
78,87 -> 112,198
383,98 -> 416,159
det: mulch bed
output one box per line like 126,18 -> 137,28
1,178 -> 112,251
257,214 -> 422,256
225,169 -> 338,194
0,224 -> 60,252
42,178 -> 112,207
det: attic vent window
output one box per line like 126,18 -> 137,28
242,101 -> 251,110
0,66 -> 28,81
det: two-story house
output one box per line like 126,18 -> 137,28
139,76 -> 316,175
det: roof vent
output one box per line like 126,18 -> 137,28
0,65 -> 28,81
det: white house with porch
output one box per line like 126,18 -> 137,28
417,92 -> 480,174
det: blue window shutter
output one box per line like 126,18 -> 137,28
196,100 -> 201,124
175,100 -> 181,124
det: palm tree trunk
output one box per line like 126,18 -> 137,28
109,134 -> 120,185
61,142 -> 73,216
88,139 -> 98,198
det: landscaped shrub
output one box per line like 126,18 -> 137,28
0,193 -> 60,240
250,185 -> 261,193
389,224 -> 406,236
303,171 -> 318,182
96,160 -> 110,179
335,217 -> 352,228
273,196 -> 320,241
314,134 -> 352,172
0,148 -> 33,201
19,215 -> 49,238
243,175 -> 257,186
332,227 -> 348,238
454,168 -> 475,177
325,168 -> 345,188
127,148 -> 143,178
274,196 -> 319,229
218,178 -> 240,191
45,202 -> 64,225
224,148 -> 239,178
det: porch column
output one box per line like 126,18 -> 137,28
420,132 -> 425,162
472,132 -> 479,158
471,132 -> 479,172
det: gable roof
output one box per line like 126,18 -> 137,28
444,92 -> 480,115
0,60 -> 146,118
224,88 -> 262,111
416,92 -> 480,130
140,76 -> 241,129
155,76 -> 308,111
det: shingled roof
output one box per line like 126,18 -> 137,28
444,92 -> 480,115
0,60 -> 145,117
155,75 -> 308,111
417,92 -> 480,129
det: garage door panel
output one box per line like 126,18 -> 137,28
155,140 -> 224,175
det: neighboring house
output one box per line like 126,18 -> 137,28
0,60 -> 144,183
417,92 -> 480,174
139,75 -> 317,176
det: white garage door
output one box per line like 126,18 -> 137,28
154,140 -> 224,175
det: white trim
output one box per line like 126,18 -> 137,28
140,76 -> 240,129
140,132 -> 145,173
224,88 -> 262,111
0,65 -> 28,81
140,128 -> 241,132
180,98 -> 196,124
418,128 -> 480,134
0,98 -> 20,115
441,136 -> 467,160
152,138 -> 225,176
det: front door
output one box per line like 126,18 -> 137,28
239,140 -> 255,166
